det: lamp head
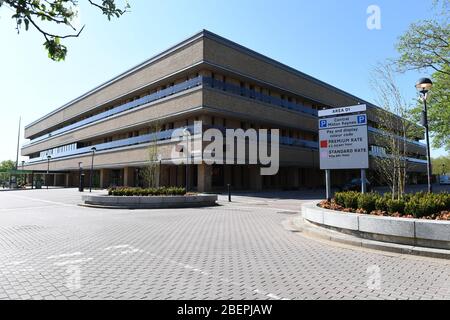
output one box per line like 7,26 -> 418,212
415,78 -> 433,92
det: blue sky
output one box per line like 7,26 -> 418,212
0,0 -> 446,162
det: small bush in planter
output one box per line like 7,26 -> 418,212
108,187 -> 186,196
334,192 -> 346,207
386,199 -> 405,214
357,193 -> 379,213
342,191 -> 360,210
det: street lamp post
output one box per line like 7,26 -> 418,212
183,128 -> 190,192
21,161 -> 25,185
46,155 -> 51,190
89,147 -> 97,193
416,78 -> 433,193
78,162 -> 83,192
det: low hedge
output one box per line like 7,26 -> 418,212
108,187 -> 186,196
333,191 -> 450,218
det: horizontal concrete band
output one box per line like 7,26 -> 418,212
301,202 -> 450,250
82,194 -> 218,209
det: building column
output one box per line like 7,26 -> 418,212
53,174 -> 57,187
287,167 -> 299,189
123,167 -> 135,187
175,166 -> 182,187
224,165 -> 232,187
100,169 -> 109,189
249,166 -> 263,191
65,174 -> 70,188
197,163 -> 212,193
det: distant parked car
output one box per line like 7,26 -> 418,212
338,178 -> 372,192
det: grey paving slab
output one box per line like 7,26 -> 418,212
0,188 -> 448,300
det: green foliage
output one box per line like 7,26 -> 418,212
0,160 -> 16,184
404,192 -> 450,218
341,191 -> 360,210
357,193 -> 379,213
108,187 -> 186,197
386,199 -> 405,214
395,2 -> 450,150
396,19 -> 449,75
334,192 -> 346,207
432,155 -> 450,175
0,0 -> 130,60
333,191 -> 450,218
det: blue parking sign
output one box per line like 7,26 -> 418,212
357,115 -> 366,124
319,120 -> 327,128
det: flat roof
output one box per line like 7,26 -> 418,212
26,29 -> 378,129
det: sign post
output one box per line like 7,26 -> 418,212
318,105 -> 369,199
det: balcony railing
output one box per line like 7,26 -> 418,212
26,125 -> 428,166
25,76 -> 319,147
368,126 -> 426,148
26,126 -> 319,164
369,151 -> 428,164
202,77 -> 318,116
26,77 -> 204,145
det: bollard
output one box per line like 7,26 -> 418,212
227,184 -> 231,202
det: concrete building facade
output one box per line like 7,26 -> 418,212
21,30 -> 428,192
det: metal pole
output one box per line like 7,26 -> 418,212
89,150 -> 95,193
159,159 -> 162,188
227,184 -> 231,202
15,117 -> 21,170
325,169 -> 331,201
46,158 -> 50,190
423,97 -> 433,193
185,135 -> 189,192
361,169 -> 367,194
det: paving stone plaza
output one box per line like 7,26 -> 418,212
0,188 -> 449,300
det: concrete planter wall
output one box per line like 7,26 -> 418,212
82,194 -> 218,209
302,202 -> 450,250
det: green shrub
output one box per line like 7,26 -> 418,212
333,191 -> 449,218
386,199 -> 405,214
342,191 -> 359,210
107,186 -> 186,197
357,193 -> 379,213
334,192 -> 346,207
375,197 -> 387,212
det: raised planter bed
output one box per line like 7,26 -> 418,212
81,194 -> 218,209
302,202 -> 450,250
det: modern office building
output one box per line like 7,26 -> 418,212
21,30 -> 427,191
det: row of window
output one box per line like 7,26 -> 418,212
38,143 -> 77,159
30,69 -> 323,143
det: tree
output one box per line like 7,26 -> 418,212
0,160 -> 15,186
395,0 -> 450,150
139,122 -> 161,188
432,155 -> 450,175
370,64 -> 421,199
0,0 -> 130,61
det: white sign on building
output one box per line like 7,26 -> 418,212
319,110 -> 369,170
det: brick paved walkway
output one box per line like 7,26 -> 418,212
0,189 -> 449,300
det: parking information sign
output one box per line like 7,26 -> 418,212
319,106 -> 369,170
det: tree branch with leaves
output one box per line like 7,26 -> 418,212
0,0 -> 130,61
